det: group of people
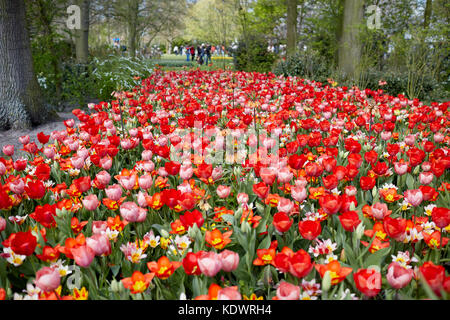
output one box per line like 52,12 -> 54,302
173,44 -> 227,66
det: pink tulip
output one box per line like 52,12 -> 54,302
421,161 -> 431,172
277,198 -> 294,213
404,134 -> 416,146
9,179 -> 24,194
96,171 -> 111,186
2,145 -> 14,156
404,189 -> 423,207
137,191 -> 149,207
92,221 -> 107,235
119,175 -> 137,190
345,185 -> 357,197
138,174 -> 153,190
82,194 -> 99,211
136,207 -> 148,222
100,156 -> 113,170
142,160 -> 155,172
276,281 -> 300,300
19,135 -> 30,145
141,150 -> 153,161
0,162 -> 5,175
277,167 -> 293,184
70,155 -> 85,170
217,287 -> 242,300
237,193 -> 249,205
212,166 -> 223,181
43,147 -> 56,159
419,172 -> 434,185
157,167 -> 168,177
260,167 -> 276,185
291,185 -> 307,203
197,251 -> 222,277
86,234 -> 111,256
72,245 -> 95,268
371,202 -> 391,220
120,201 -> 140,222
105,184 -> 122,201
381,131 -> 392,141
120,138 -> 136,150
386,262 -> 414,289
180,165 -> 193,180
0,217 -> 6,232
219,250 -> 239,272
217,185 -> 231,198
433,132 -> 444,143
34,266 -> 61,292
393,162 -> 408,175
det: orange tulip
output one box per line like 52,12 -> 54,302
205,228 -> 233,250
147,256 -> 182,280
121,271 -> 155,294
315,260 -> 352,285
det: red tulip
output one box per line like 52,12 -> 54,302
24,180 -> 46,199
322,174 -> 338,190
431,207 -> 450,229
319,194 -> 341,215
273,212 -> 293,233
338,211 -> 361,232
37,132 -> 50,144
419,261 -> 446,296
383,216 -> 407,241
360,176 -> 376,191
353,268 -> 382,298
288,249 -> 313,278
182,252 -> 202,276
253,182 -> 269,200
180,209 -> 204,229
3,231 -> 37,256
30,204 -> 57,228
298,220 -> 321,240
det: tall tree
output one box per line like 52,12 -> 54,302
75,0 -> 90,63
286,0 -> 298,56
337,0 -> 363,79
423,0 -> 433,28
0,0 -> 55,130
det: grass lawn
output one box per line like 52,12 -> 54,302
152,54 -> 234,71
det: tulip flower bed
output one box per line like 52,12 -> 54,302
0,69 -> 449,301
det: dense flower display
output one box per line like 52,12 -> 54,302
0,69 -> 449,300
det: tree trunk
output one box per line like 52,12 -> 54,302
0,0 -> 55,130
127,0 -> 139,59
75,0 -> 90,64
286,0 -> 298,57
423,0 -> 432,28
338,0 -> 364,79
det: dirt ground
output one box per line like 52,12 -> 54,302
0,110 -> 79,159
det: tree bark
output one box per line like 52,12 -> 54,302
127,0 -> 139,58
286,0 -> 298,57
0,0 -> 55,130
75,0 -> 90,64
423,0 -> 432,28
338,0 -> 364,79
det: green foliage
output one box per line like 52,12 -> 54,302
272,49 -> 330,83
91,55 -> 154,100
233,34 -> 277,73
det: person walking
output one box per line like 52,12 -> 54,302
186,45 -> 191,61
205,44 -> 212,65
190,46 -> 196,62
